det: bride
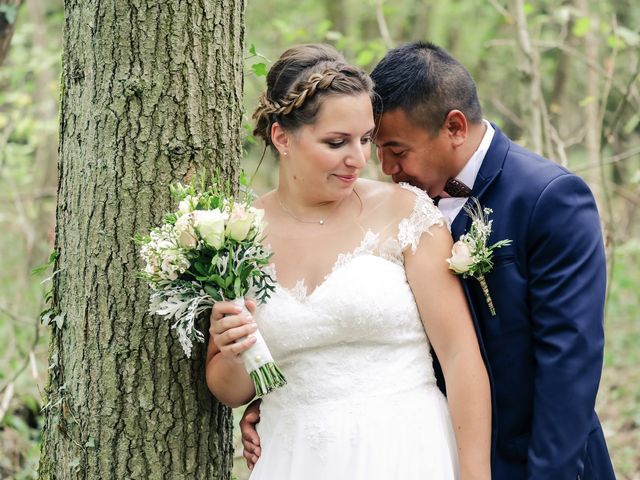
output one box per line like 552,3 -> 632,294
206,44 -> 491,480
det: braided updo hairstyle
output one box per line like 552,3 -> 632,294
252,44 -> 375,149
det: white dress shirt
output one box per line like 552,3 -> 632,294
438,120 -> 495,225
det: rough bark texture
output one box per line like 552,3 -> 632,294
39,1 -> 244,478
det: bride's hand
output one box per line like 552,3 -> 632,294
209,300 -> 258,362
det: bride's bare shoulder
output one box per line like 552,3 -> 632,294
357,179 -> 424,215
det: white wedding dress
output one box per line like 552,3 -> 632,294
249,184 -> 459,480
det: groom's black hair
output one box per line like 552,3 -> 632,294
370,41 -> 482,134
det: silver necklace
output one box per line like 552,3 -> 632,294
276,193 -> 345,226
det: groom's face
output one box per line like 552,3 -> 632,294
374,108 -> 453,198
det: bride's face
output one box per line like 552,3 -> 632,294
278,93 -> 375,202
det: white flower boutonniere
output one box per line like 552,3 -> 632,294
447,198 -> 512,316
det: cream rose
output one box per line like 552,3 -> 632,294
178,195 -> 200,216
447,240 -> 474,274
194,209 -> 227,249
175,213 -> 198,249
226,204 -> 255,242
251,207 -> 266,235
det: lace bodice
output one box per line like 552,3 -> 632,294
256,184 -> 444,408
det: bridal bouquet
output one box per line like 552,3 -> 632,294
137,176 -> 286,396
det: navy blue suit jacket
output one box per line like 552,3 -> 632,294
436,125 -> 615,479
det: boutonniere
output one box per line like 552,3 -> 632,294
447,198 -> 512,316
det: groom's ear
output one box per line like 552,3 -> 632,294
270,122 -> 290,156
443,110 -> 468,148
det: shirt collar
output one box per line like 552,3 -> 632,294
455,119 -> 494,190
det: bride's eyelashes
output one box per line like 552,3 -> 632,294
325,139 -> 346,148
323,136 -> 372,149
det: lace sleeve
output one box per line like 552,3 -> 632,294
397,183 -> 445,253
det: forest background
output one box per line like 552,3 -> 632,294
0,0 -> 638,479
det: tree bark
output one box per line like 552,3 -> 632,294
38,1 -> 244,478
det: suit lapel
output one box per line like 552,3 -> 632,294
451,124 -> 510,240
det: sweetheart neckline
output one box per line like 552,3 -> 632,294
274,252 -> 404,302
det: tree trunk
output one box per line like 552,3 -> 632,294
325,0 -> 347,36
38,1 -> 244,479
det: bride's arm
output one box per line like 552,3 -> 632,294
205,300 -> 257,407
404,224 -> 491,480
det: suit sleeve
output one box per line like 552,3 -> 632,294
526,174 -> 606,479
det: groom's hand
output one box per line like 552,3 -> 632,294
240,399 -> 262,470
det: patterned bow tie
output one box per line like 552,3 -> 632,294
443,178 -> 472,197
433,178 -> 471,206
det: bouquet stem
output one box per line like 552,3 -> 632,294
476,274 -> 496,316
231,298 -> 287,397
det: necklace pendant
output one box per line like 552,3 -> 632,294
319,220 -> 325,225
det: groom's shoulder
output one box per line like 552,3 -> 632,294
498,132 -> 580,193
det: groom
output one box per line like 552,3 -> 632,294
240,42 -> 616,479
369,41 -> 615,480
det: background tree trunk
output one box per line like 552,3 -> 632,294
38,1 -> 244,478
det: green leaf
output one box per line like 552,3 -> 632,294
572,17 -> 591,38
194,262 -> 207,276
249,44 -> 257,56
579,96 -> 595,107
211,275 -> 226,288
251,63 -> 267,77
606,35 -> 625,50
54,312 -> 66,329
239,170 -> 249,187
0,5 -> 18,25
32,249 -> 57,275
234,276 -> 242,296
204,284 -> 221,300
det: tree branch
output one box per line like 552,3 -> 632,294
375,0 -> 393,49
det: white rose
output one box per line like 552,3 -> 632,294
178,195 -> 199,215
175,213 -> 198,249
447,241 -> 474,274
226,204 -> 255,242
251,207 -> 266,235
194,209 -> 227,250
